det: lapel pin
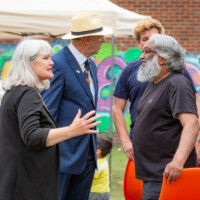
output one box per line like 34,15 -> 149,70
76,70 -> 80,73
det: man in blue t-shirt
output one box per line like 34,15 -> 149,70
112,18 -> 198,161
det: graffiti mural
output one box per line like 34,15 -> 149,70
0,39 -> 200,133
186,53 -> 200,97
0,46 -> 15,80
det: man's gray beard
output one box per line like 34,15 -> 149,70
137,55 -> 162,82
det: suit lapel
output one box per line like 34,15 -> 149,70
64,47 -> 95,107
89,59 -> 98,108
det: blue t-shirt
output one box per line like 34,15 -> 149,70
113,59 -> 196,139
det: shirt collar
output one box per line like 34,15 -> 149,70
68,43 -> 87,66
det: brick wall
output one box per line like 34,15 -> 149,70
110,0 -> 200,53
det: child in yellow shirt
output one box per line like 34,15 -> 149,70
89,136 -> 113,200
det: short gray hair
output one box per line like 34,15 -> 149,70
148,34 -> 186,72
3,38 -> 53,91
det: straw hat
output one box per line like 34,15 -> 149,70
62,12 -> 113,40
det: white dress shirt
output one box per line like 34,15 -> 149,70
68,43 -> 95,103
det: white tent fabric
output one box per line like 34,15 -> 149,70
0,0 -> 149,37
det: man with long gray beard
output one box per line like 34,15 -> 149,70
137,54 -> 161,82
133,34 -> 199,200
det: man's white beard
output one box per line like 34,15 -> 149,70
137,55 -> 162,82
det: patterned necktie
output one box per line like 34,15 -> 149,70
84,59 -> 90,85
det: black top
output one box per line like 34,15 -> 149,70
133,73 -> 197,181
0,85 -> 59,200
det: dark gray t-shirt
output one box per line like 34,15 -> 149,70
133,73 -> 197,182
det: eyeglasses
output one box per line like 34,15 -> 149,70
141,50 -> 157,55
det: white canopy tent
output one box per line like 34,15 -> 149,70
0,0 -> 149,37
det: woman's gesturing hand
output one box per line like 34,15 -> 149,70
70,109 -> 101,136
46,109 -> 101,147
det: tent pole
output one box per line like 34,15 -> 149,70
109,34 -> 115,188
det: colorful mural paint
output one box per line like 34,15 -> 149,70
0,39 -> 200,133
185,53 -> 200,97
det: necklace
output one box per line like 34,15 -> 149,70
35,88 -> 49,112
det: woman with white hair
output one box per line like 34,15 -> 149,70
0,38 -> 100,200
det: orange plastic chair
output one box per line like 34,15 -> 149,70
159,168 -> 200,200
124,159 -> 143,200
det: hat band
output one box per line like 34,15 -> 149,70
71,27 -> 103,36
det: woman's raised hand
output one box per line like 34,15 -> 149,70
70,109 -> 101,136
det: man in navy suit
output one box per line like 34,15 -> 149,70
41,12 -> 113,200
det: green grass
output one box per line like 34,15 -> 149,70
107,147 -> 127,200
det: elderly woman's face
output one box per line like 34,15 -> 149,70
30,51 -> 54,81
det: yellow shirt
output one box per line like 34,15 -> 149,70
90,157 -> 110,193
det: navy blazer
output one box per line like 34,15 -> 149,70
41,46 -> 98,174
